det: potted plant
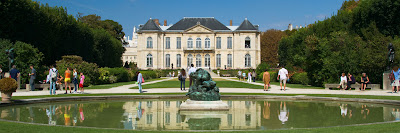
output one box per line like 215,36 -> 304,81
0,78 -> 18,103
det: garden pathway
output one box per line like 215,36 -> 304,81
6,77 -> 400,97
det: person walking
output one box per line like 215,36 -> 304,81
263,69 -> 270,91
242,72 -> 246,82
277,66 -> 289,91
49,65 -> 58,95
247,71 -> 252,83
346,73 -> 356,90
64,68 -> 72,94
238,70 -> 242,81
79,73 -> 85,93
360,73 -> 370,91
9,65 -> 20,81
28,65 -> 36,91
188,64 -> 197,87
136,71 -> 143,93
391,66 -> 400,93
252,70 -> 257,82
73,68 -> 78,93
179,69 -> 187,91
337,73 -> 347,90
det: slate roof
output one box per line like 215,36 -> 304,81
167,17 -> 230,31
139,19 -> 161,31
235,19 -> 258,31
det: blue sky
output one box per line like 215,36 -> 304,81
34,0 -> 345,38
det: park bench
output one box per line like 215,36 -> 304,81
221,74 -> 231,77
325,83 -> 380,90
25,84 -> 71,91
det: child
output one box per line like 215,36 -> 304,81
79,73 -> 85,93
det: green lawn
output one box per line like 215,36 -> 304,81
130,80 -> 264,89
229,78 -> 324,89
85,78 -> 165,89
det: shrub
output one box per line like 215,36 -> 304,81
103,67 -> 130,82
290,72 -> 310,85
255,63 -> 270,80
56,55 -> 99,85
0,78 -> 18,93
140,71 -> 157,80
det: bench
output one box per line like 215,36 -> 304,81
25,84 -> 72,91
221,74 -> 231,77
325,83 -> 380,90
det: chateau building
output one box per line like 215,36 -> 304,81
124,17 -> 261,69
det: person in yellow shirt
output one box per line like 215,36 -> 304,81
64,68 -> 72,94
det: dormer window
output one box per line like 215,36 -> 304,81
245,37 -> 251,48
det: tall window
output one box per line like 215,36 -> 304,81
216,37 -> 221,49
205,38 -> 210,48
165,37 -> 170,49
176,54 -> 181,67
147,37 -> 153,48
196,38 -> 201,48
196,54 -> 202,67
245,54 -> 251,67
187,54 -> 193,67
146,54 -> 153,67
165,54 -> 170,67
205,54 -> 210,68
227,54 -> 232,67
146,114 -> 153,124
187,38 -> 193,48
227,37 -> 232,49
165,112 -> 170,124
245,37 -> 251,48
176,37 -> 181,49
216,54 -> 221,67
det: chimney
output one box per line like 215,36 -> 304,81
164,20 -> 167,26
153,19 -> 160,25
230,20 -> 232,26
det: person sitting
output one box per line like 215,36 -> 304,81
337,73 -> 347,90
360,73 -> 370,91
346,73 -> 356,90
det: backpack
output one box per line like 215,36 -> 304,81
51,69 -> 57,80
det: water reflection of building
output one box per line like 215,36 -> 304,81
122,100 -> 261,130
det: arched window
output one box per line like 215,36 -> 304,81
196,38 -> 201,48
196,54 -> 202,67
245,54 -> 251,67
205,38 -> 210,48
147,54 -> 153,67
245,37 -> 250,48
187,38 -> 193,48
147,37 -> 153,48
205,54 -> 210,68
165,54 -> 170,67
187,54 -> 193,67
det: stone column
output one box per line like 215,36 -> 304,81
383,72 -> 391,90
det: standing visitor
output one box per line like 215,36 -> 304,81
73,68 -> 78,93
263,69 -> 270,91
337,73 -> 347,90
169,72 -> 172,78
136,71 -> 142,93
242,72 -> 246,82
172,71 -> 175,77
29,65 -> 36,91
238,70 -> 242,81
247,71 -> 252,83
252,70 -> 257,82
64,68 -> 72,94
179,69 -> 187,91
9,65 -> 20,81
346,73 -> 356,90
360,73 -> 370,91
79,73 -> 85,93
391,66 -> 400,93
49,65 -> 58,95
277,66 -> 289,91
188,64 -> 197,87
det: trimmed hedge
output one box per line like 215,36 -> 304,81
290,72 -> 310,85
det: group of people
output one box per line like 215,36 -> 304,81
237,70 -> 257,83
337,73 -> 370,91
261,66 -> 289,91
47,65 -> 85,95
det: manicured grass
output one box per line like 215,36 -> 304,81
168,78 -> 228,81
0,116 -> 399,133
129,80 -> 264,89
85,78 -> 165,89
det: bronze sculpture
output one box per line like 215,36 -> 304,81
186,68 -> 220,101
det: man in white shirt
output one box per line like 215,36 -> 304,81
338,73 -> 347,89
277,66 -> 289,91
188,64 -> 197,87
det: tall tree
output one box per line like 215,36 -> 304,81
260,29 -> 286,66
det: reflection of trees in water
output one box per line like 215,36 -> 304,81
188,118 -> 221,130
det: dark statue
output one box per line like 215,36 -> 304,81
388,43 -> 395,70
5,48 -> 14,70
186,68 -> 220,101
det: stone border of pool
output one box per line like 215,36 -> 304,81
1,95 -> 400,132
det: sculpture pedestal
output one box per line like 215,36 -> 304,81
179,99 -> 229,111
383,72 -> 391,90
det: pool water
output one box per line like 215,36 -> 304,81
0,99 -> 399,130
